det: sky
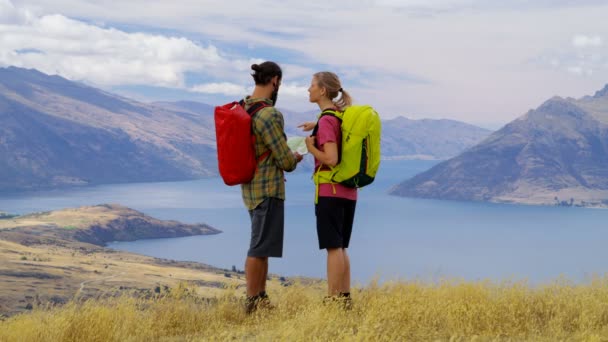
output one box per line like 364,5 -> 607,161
2,0 -> 608,128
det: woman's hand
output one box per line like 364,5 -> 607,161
305,136 -> 316,150
298,121 -> 316,132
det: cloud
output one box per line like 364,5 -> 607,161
190,82 -> 249,96
374,0 -> 608,12
572,35 -> 603,48
4,0 -> 608,126
374,0 -> 475,11
278,83 -> 309,97
567,66 -> 591,76
533,34 -> 606,77
0,0 -> 29,24
0,1 -> 235,88
189,81 -> 308,99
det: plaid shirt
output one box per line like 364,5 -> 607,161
241,97 -> 297,210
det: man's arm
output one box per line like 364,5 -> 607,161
255,108 -> 299,172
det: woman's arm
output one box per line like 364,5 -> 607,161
298,121 -> 316,132
305,137 -> 338,167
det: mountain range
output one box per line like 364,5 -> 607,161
0,67 -> 220,191
379,116 -> 491,160
160,99 -> 492,161
0,66 -> 489,192
390,85 -> 608,208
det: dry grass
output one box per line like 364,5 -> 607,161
0,205 -> 120,230
0,239 -> 238,317
2,278 -> 608,341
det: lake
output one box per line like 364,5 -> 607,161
1,160 -> 607,285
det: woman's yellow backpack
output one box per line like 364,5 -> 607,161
313,105 -> 382,201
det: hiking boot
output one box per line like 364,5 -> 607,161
322,295 -> 337,305
245,291 -> 275,314
341,296 -> 353,310
245,295 -> 260,315
323,293 -> 352,311
339,292 -> 352,311
257,291 -> 276,310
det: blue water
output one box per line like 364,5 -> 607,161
1,160 -> 607,285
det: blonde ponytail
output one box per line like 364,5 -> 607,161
313,71 -> 352,111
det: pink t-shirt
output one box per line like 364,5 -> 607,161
314,114 -> 358,201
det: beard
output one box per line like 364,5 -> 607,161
270,84 -> 279,106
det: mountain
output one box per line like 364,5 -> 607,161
0,66 -> 491,192
381,117 -> 491,160
279,109 -> 491,160
151,100 -> 215,119
390,85 -> 608,208
0,67 -> 218,191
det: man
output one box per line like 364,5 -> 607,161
242,61 -> 303,313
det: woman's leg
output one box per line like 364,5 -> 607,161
327,247 -> 346,296
342,248 -> 350,293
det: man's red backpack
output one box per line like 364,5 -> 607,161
214,100 -> 270,186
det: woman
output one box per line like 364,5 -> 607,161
300,72 -> 356,307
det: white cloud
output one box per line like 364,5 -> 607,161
0,0 -> 29,24
0,1 -> 232,88
4,0 -> 608,126
190,82 -> 249,96
567,66 -> 586,76
189,81 -> 308,99
374,0 -> 608,12
536,35 -> 606,78
573,35 -> 603,48
374,0 -> 475,10
278,83 -> 309,97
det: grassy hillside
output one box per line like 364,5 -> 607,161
0,204 -> 228,317
0,204 -> 220,245
0,239 -> 236,317
1,278 -> 608,341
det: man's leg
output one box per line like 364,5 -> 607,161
327,247 -> 346,296
246,256 -> 268,297
262,257 -> 269,292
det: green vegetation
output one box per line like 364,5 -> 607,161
2,278 -> 608,341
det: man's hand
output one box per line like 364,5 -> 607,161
298,121 -> 316,132
294,152 -> 304,163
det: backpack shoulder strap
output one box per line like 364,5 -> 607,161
245,101 -> 270,116
241,100 -> 272,163
312,110 -> 342,137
